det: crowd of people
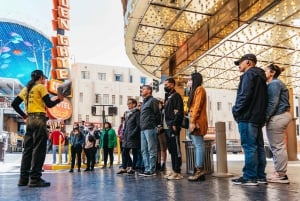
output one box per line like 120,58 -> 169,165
13,53 -> 293,187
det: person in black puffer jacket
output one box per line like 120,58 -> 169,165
117,98 -> 140,175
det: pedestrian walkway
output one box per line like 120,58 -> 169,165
0,153 -> 299,201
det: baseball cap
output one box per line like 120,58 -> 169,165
234,54 -> 257,66
31,70 -> 48,79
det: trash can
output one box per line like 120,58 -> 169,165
182,140 -> 214,175
0,142 -> 4,161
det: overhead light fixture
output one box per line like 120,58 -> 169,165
292,19 -> 300,27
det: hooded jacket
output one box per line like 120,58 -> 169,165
232,67 -> 267,124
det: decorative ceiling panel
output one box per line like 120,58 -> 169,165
124,0 -> 300,93
141,5 -> 179,28
135,26 -> 164,43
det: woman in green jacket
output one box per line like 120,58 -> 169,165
100,122 -> 117,168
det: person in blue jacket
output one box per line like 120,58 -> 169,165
231,54 -> 267,186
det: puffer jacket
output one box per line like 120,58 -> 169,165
123,108 -> 140,149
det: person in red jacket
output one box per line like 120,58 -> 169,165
49,126 -> 65,164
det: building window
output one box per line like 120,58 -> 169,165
98,73 -> 106,81
140,76 -> 147,85
217,102 -> 222,111
81,71 -> 90,79
103,94 -> 109,104
297,125 -> 299,136
78,114 -> 82,122
86,115 -> 89,122
79,92 -> 83,103
119,95 -> 123,105
129,75 -> 133,83
112,95 -> 115,105
228,102 -> 232,111
95,94 -> 102,104
296,106 -> 299,117
115,74 -> 123,81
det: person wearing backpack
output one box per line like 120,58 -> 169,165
84,124 -> 100,171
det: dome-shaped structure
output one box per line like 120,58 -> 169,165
0,20 -> 52,87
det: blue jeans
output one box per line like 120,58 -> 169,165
190,135 -> 205,168
238,122 -> 266,180
141,129 -> 157,173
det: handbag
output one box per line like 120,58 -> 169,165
181,116 -> 189,129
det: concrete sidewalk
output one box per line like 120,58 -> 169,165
0,153 -> 299,201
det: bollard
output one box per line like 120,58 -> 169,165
58,135 -> 62,165
67,143 -> 71,164
212,121 -> 233,177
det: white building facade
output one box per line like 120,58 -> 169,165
70,63 -> 153,129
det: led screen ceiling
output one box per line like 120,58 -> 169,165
0,21 -> 52,86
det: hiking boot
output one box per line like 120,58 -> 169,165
28,178 -> 51,187
188,168 -> 206,182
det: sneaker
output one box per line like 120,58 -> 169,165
116,169 -> 127,174
138,171 -> 147,176
84,168 -> 90,172
144,172 -> 157,177
232,177 -> 258,186
167,173 -> 184,180
18,178 -> 29,186
28,178 -> 51,188
164,171 -> 174,179
257,178 -> 268,184
69,169 -> 74,173
267,172 -> 290,184
127,169 -> 135,175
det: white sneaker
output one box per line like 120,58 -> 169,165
267,172 -> 290,184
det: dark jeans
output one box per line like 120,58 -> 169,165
84,147 -> 96,170
70,146 -> 82,169
238,122 -> 266,179
20,114 -> 48,180
166,128 -> 182,173
103,147 -> 114,166
122,148 -> 138,169
135,149 -> 144,169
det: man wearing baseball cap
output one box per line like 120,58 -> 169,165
231,53 -> 268,186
